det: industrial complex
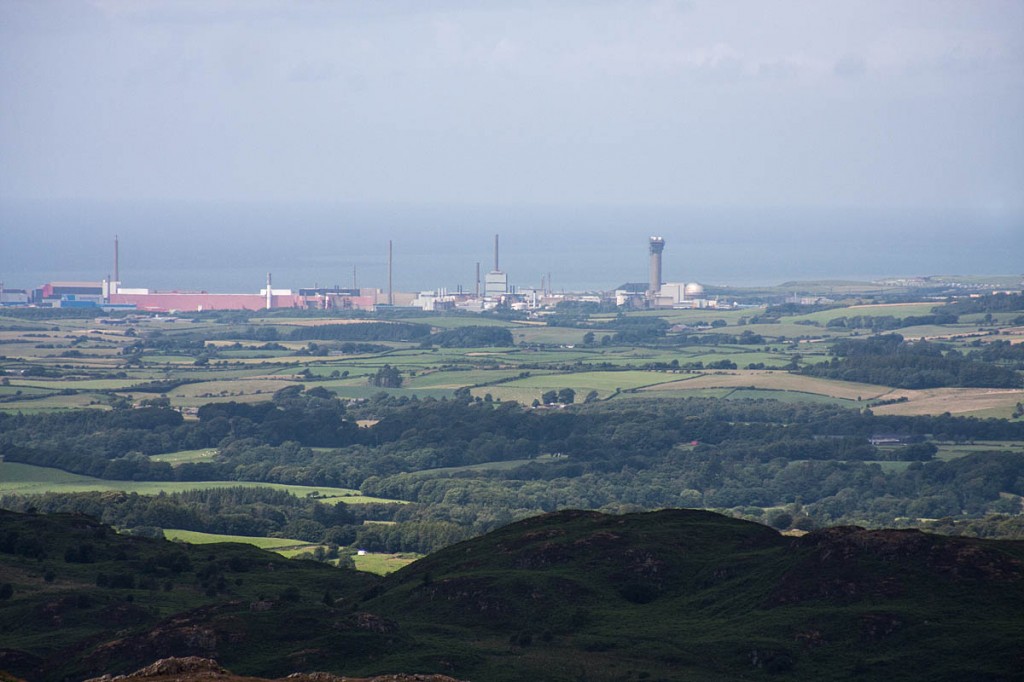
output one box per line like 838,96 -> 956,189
3,235 -> 716,314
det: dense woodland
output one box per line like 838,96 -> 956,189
3,388 -> 1024,553
802,334 -> 1023,388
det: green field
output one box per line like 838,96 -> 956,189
163,528 -> 317,551
789,302 -> 939,324
149,449 -> 219,464
352,551 -> 422,575
162,529 -> 422,575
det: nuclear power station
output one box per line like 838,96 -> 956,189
613,236 -> 713,309
13,232 -> 720,314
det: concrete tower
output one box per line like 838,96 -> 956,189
484,233 -> 508,298
648,236 -> 665,297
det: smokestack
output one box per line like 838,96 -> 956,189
475,262 -> 480,297
494,234 -> 499,272
387,240 -> 393,306
648,236 -> 665,297
113,235 -> 119,290
266,273 -> 273,309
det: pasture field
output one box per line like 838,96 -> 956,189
352,552 -> 422,575
491,370 -> 682,401
510,326 -> 594,345
870,387 -> 1024,418
169,378 -> 296,400
788,302 -> 939,324
626,386 -> 855,406
12,378 -> 143,390
163,529 -> 316,551
404,368 -> 541,389
315,383 -> 456,400
731,322 -> 841,339
149,449 -> 219,464
929,441 -> 1024,460
397,455 -> 562,479
642,370 -> 891,401
721,388 -> 858,406
391,316 -> 512,329
161,530 -> 422,575
624,309 -> 750,324
0,462 -> 400,504
892,324 -> 988,341
0,385 -> 53,398
0,393 -> 110,412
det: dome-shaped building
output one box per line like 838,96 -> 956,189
684,282 -> 705,299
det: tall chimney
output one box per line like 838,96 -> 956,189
494,234 -> 499,272
648,236 -> 665,298
475,261 -> 480,297
266,273 -> 272,309
387,240 -> 393,306
113,235 -> 119,290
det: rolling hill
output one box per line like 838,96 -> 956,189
1,509 -> 1022,681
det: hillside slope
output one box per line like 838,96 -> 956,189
361,509 -> 1024,681
1,509 -> 1023,681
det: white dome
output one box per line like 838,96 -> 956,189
684,282 -> 705,297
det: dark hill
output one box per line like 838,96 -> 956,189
361,509 -> 1024,681
2,509 -> 1023,681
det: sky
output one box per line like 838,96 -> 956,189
2,0 -> 1023,212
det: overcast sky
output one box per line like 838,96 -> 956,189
1,0 -> 1022,212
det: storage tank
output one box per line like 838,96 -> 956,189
684,282 -> 705,299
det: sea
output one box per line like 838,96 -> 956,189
1,200 -> 1021,294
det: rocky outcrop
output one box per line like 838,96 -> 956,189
84,657 -> 466,682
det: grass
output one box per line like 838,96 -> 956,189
503,370 -> 681,392
0,393 -> 111,412
870,387 -> 1024,418
352,552 -> 422,575
160,530 -> 422,575
149,449 -> 219,464
641,370 -> 890,401
930,440 -> 1024,461
392,316 -> 514,329
403,368 -> 536,389
788,302 -> 939,324
163,528 -> 317,551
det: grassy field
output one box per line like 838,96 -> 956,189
642,370 -> 891,401
0,462 -> 400,505
0,393 -> 111,412
870,387 -> 1024,418
352,552 -> 422,575
163,528 -> 318,551
929,440 -> 1024,460
789,302 -> 939,324
403,368 -> 537,389
149,449 -> 219,464
165,529 -> 422,574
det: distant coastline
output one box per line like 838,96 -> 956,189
3,199 -> 1022,294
